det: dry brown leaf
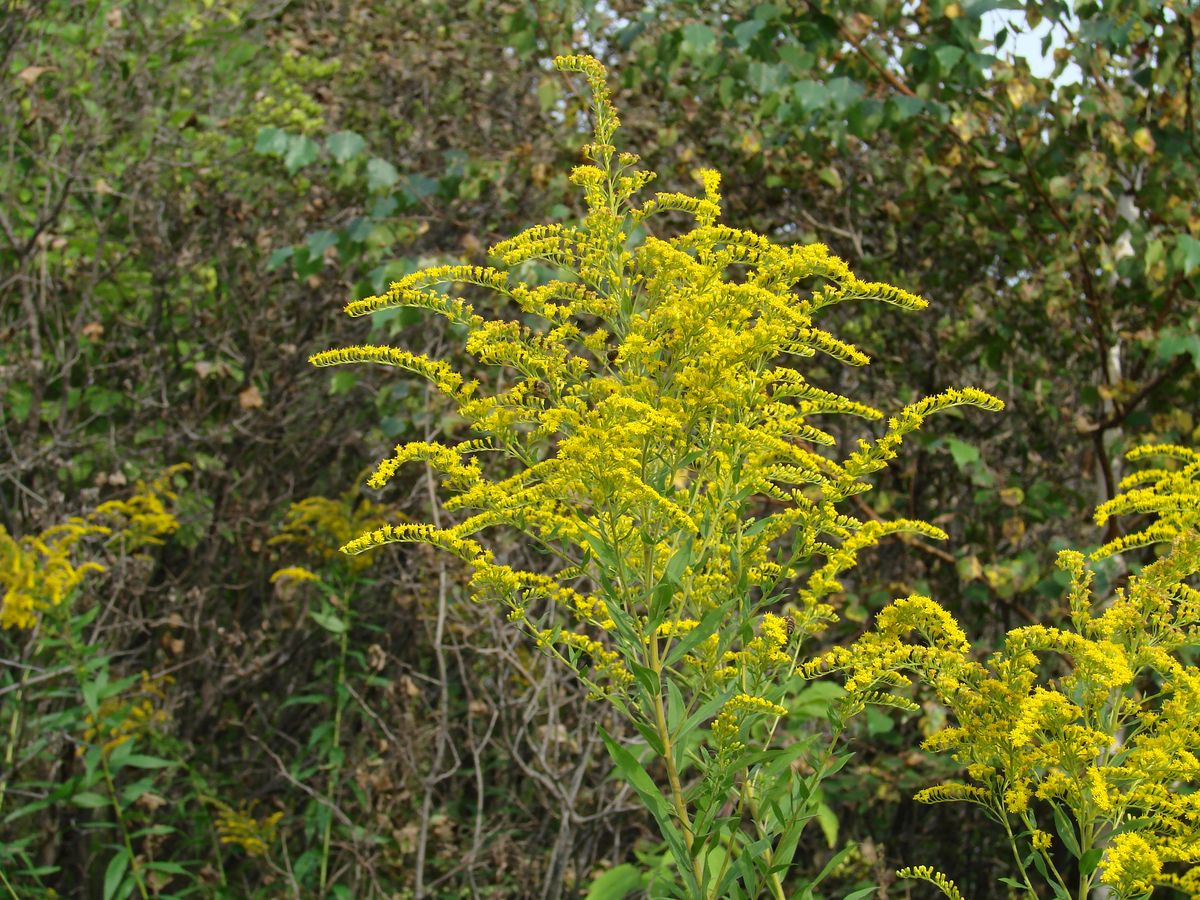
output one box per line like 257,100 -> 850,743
17,66 -> 54,86
238,384 -> 264,409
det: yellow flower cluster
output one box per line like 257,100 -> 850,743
1,468 -> 184,629
212,800 -> 284,857
269,565 -> 320,585
269,488 -> 397,572
81,671 -> 172,755
535,627 -> 633,693
711,692 -> 788,756
309,345 -> 474,400
1,521 -> 106,629
1104,833 -> 1163,896
895,866 -> 968,900
1093,443 -> 1200,559
844,448 -> 1200,896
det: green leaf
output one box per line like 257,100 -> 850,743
965,0 -> 1023,16
1080,847 -> 1103,875
598,727 -> 699,895
825,77 -> 864,109
120,777 -> 157,806
266,246 -> 293,272
818,166 -> 843,193
792,680 -> 845,719
795,843 -> 855,892
326,130 -> 366,164
1051,803 -> 1081,858
284,134 -> 319,174
81,678 -> 101,715
537,77 -> 560,113
329,370 -> 358,395
664,605 -> 727,668
791,80 -> 828,113
681,689 -> 735,737
748,61 -> 783,95
682,23 -> 716,55
143,860 -> 190,875
366,157 -> 399,192
121,754 -> 176,770
664,537 -> 693,587
71,791 -> 110,809
310,610 -> 348,634
733,19 -> 765,49
944,437 -> 981,468
1155,327 -> 1200,368
306,230 -> 337,260
887,95 -> 925,122
1047,175 -> 1072,199
815,801 -> 838,848
666,679 -> 685,735
584,863 -> 643,900
843,888 -> 878,900
1171,234 -> 1200,275
254,126 -> 288,156
934,45 -> 964,73
648,582 -> 674,623
103,849 -> 130,900
865,706 -> 894,736
628,660 -> 660,700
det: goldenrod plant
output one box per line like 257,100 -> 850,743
311,54 -> 1002,897
0,468 -> 195,898
822,443 -> 1200,899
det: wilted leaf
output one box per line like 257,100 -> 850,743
17,66 -> 54,85
238,385 -> 264,409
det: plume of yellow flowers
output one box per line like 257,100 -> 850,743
827,443 -> 1200,898
312,53 -> 1002,895
313,52 -> 1000,695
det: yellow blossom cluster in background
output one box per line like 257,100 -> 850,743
1,466 -> 184,629
212,800 -> 284,857
80,670 -> 173,756
269,486 -> 396,573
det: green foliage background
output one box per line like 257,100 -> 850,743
0,0 -> 1196,896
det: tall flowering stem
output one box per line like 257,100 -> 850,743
312,54 -> 1001,896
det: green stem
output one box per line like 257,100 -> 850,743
0,666 -> 30,814
100,751 -> 149,900
319,592 -> 350,895
741,775 -> 788,900
647,638 -> 706,895
0,862 -> 20,899
1000,810 -> 1039,896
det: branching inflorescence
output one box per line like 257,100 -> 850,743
823,443 -> 1200,899
312,53 -> 1002,897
